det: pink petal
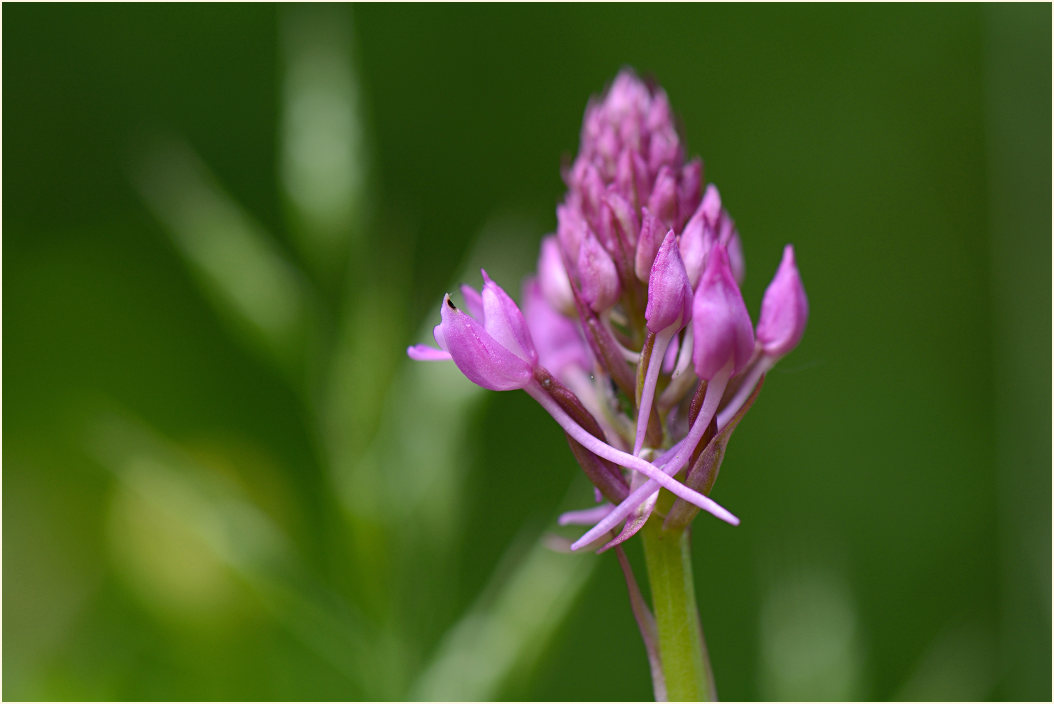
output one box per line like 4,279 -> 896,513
645,230 -> 692,334
438,295 -> 533,391
577,229 -> 621,313
480,270 -> 537,365
756,245 -> 808,358
692,246 -> 755,380
406,344 -> 451,362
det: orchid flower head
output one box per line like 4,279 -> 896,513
409,69 -> 808,558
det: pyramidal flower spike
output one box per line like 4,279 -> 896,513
409,69 -> 808,702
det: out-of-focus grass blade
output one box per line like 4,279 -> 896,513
410,528 -> 597,701
279,4 -> 367,275
320,215 -> 545,668
982,7 -> 1051,698
323,274 -> 484,620
330,213 -> 540,542
132,138 -> 312,371
321,238 -> 412,485
757,553 -> 865,701
351,350 -> 482,534
894,620 -> 995,701
87,410 -> 375,691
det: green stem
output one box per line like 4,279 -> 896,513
640,519 -> 716,701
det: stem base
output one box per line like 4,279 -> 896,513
640,520 -> 716,701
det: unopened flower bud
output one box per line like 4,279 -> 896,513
608,70 -> 649,117
645,88 -> 673,134
635,207 -> 663,282
577,229 -> 621,312
537,235 -> 575,315
678,158 -> 703,226
679,204 -> 711,287
604,189 -> 639,253
556,203 -> 587,260
700,183 -> 722,227
692,246 -> 755,380
648,128 -> 682,175
596,125 -> 619,169
645,231 -> 692,334
647,166 -> 678,230
715,205 -> 744,283
756,245 -> 808,358
717,212 -> 734,245
572,161 -> 606,223
726,228 -> 745,285
616,149 -> 649,211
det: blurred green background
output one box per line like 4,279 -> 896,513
3,4 -> 1050,701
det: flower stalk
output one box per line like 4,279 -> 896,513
641,518 -> 716,702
